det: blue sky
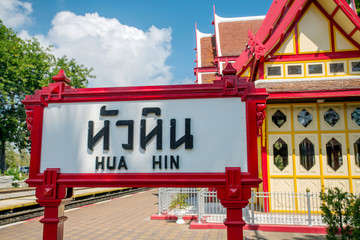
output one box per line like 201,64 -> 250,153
0,0 -> 272,87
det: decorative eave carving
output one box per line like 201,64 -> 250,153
256,103 -> 266,137
247,30 -> 266,62
25,109 -> 34,138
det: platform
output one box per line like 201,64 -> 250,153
0,189 -> 326,240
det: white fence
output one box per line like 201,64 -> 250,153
157,188 -> 325,226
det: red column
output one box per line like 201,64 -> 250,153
221,200 -> 248,240
37,199 -> 71,240
35,169 -> 73,240
217,168 -> 253,240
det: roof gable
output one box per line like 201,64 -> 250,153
234,0 -> 360,78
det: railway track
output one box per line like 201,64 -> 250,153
0,187 -> 150,226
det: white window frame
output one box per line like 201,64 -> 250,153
306,62 -> 325,77
327,60 -> 347,76
285,63 -> 304,78
349,59 -> 360,75
265,63 -> 284,79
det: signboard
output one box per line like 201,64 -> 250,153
41,98 -> 247,173
22,69 -> 268,240
23,72 -> 267,188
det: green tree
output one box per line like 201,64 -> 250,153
5,143 -> 30,170
346,0 -> 360,16
320,188 -> 360,239
0,20 -> 95,172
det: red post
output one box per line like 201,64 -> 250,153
35,169 -> 73,240
217,168 -> 253,240
222,200 -> 248,239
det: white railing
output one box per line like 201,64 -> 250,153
158,188 -> 199,216
249,191 -> 324,226
157,188 -> 325,226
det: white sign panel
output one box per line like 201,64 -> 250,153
40,98 -> 247,173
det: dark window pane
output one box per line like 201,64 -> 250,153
308,64 -> 323,74
324,108 -> 340,127
297,109 -> 313,127
330,63 -> 344,73
351,108 -> 360,126
326,138 -> 343,171
273,138 -> 288,171
288,65 -> 302,75
354,138 -> 360,168
299,138 -> 315,171
351,62 -> 360,72
268,66 -> 281,76
272,110 -> 287,128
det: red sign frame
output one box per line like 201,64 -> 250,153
22,69 -> 268,240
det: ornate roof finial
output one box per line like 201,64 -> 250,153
52,69 -> 71,84
223,62 -> 237,76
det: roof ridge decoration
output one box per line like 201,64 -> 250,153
215,14 -> 266,23
248,30 -> 266,62
247,30 -> 266,81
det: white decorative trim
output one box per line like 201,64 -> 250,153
215,15 -> 266,23
219,60 -> 235,75
198,72 -> 217,84
196,29 -> 212,68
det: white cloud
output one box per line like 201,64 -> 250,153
0,0 -> 32,28
22,11 -> 174,87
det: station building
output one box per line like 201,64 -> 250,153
194,0 -> 360,194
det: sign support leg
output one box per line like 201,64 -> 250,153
222,200 -> 248,240
35,169 -> 73,240
217,167 -> 252,240
37,199 -> 70,240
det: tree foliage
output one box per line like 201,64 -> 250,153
0,20 -> 95,172
346,0 -> 360,16
320,188 -> 360,239
5,142 -> 30,170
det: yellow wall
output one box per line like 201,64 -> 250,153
266,102 -> 360,195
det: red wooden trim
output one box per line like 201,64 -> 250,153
331,6 -> 340,18
268,88 -> 360,100
315,1 -> 360,50
256,0 -> 289,42
26,173 -> 262,188
194,67 -> 219,73
330,22 -> 336,53
334,0 -> 360,29
258,63 -> 264,80
217,56 -> 239,62
24,83 -> 268,105
261,145 -> 269,193
350,27 -> 358,37
295,22 -> 299,55
268,51 -> 360,62
28,106 -> 44,179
